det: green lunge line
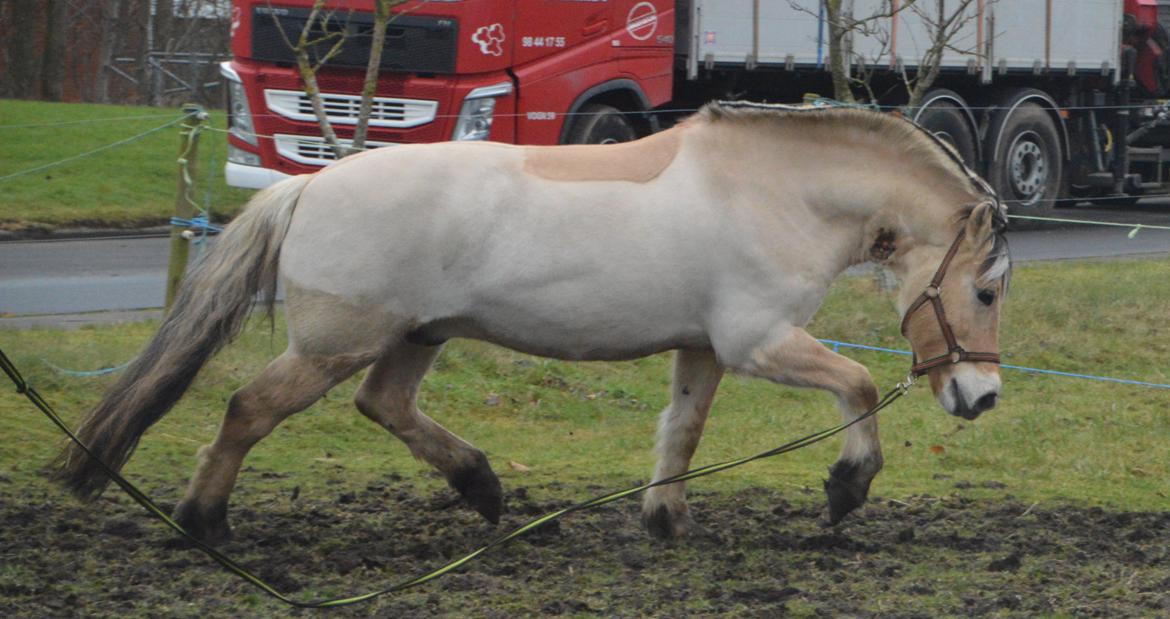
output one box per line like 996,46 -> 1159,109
0,346 -> 910,608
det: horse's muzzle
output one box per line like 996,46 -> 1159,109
949,378 -> 999,420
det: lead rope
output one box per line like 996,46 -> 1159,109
0,346 -> 914,608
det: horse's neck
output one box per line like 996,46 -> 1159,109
689,118 -> 970,280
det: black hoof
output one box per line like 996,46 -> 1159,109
641,503 -> 694,541
823,460 -> 875,526
172,499 -> 232,545
449,452 -> 503,524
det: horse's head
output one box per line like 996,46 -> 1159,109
895,200 -> 1010,420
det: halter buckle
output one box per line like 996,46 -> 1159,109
949,350 -> 963,364
925,286 -> 940,298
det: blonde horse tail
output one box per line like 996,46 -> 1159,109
53,174 -> 313,501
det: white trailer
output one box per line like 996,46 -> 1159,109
672,0 -> 1167,217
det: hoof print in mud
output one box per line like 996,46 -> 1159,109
823,461 -> 873,526
449,453 -> 504,524
172,500 -> 233,545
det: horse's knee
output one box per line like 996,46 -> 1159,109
840,361 -> 879,411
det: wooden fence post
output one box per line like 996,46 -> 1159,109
165,104 -> 208,311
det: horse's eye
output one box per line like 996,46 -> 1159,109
977,289 -> 996,306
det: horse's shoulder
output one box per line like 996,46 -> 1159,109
521,126 -> 684,183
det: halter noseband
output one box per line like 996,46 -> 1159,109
899,229 -> 1002,377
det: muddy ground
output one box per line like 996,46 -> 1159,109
2,473 -> 1169,618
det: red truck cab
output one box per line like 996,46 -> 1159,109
222,0 -> 674,188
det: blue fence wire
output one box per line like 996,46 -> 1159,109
40,358 -> 133,377
819,339 -> 1170,390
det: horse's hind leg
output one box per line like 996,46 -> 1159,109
173,350 -> 370,543
641,348 -> 724,540
354,341 -> 503,523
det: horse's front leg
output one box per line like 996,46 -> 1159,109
641,348 -> 724,540
736,327 -> 882,525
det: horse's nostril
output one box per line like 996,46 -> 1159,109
974,392 -> 998,412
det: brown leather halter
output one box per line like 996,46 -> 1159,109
899,229 -> 1002,377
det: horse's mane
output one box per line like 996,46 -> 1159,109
698,101 -> 1011,285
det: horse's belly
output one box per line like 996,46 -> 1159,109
409,312 -> 710,361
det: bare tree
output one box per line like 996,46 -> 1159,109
42,0 -> 69,101
793,0 -> 919,103
273,0 -> 411,157
4,3 -> 42,98
900,0 -> 980,108
93,0 -> 123,103
793,0 -> 984,108
271,0 -> 350,158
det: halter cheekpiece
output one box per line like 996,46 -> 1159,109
899,229 -> 1002,377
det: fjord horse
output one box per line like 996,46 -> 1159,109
57,103 -> 1010,543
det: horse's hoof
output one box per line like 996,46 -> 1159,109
823,460 -> 873,525
172,499 -> 233,545
641,503 -> 695,541
449,452 -> 503,524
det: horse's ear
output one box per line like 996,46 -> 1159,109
964,201 -> 996,244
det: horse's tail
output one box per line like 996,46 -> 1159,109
54,174 -> 313,501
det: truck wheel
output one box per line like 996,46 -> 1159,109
566,103 -> 637,145
987,103 -> 1062,218
915,101 -> 977,168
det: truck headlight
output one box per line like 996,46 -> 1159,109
452,82 -> 513,141
228,144 -> 261,166
220,62 -> 258,146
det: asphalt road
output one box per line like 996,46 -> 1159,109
1,201 -> 1167,326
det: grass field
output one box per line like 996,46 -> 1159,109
1,258 -> 1168,616
0,99 -> 253,229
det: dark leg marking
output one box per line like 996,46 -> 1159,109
642,503 -> 681,541
641,502 -> 705,541
448,451 -> 503,524
172,499 -> 232,545
823,459 -> 877,525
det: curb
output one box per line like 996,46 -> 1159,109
0,226 -> 176,242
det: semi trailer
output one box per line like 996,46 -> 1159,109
222,0 -> 1170,216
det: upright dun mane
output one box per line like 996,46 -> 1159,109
699,101 -> 1011,285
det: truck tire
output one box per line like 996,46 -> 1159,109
915,101 -> 977,168
566,103 -> 637,145
987,102 -> 1062,219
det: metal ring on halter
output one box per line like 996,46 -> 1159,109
899,229 -> 1001,377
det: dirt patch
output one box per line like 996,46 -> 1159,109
2,480 -> 1169,617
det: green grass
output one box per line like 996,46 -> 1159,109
2,258 -> 1168,616
0,99 -> 253,228
1,258 -> 1167,510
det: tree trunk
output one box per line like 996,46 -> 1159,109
42,0 -> 68,101
94,0 -> 123,103
297,51 -> 346,159
352,1 -> 407,152
151,0 -> 174,105
5,2 -> 43,99
132,0 -> 153,103
824,0 -> 857,103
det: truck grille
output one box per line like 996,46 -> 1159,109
265,89 -> 437,128
273,134 -> 392,166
